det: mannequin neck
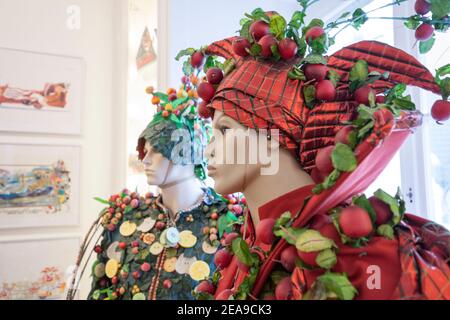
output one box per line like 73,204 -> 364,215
243,148 -> 314,226
159,176 -> 205,214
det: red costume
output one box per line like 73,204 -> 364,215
204,38 -> 450,300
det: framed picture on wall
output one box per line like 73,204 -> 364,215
0,234 -> 80,300
0,48 -> 85,135
0,142 -> 80,229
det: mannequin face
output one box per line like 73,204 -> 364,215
142,141 -> 194,187
205,111 -> 269,195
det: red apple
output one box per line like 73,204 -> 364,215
335,126 -> 355,145
191,51 -> 204,68
278,38 -> 298,61
415,0 -> 431,15
216,289 -> 234,300
249,20 -> 270,41
305,26 -> 325,45
415,23 -> 434,41
297,250 -> 319,267
258,34 -> 278,58
431,100 -> 450,122
369,196 -> 393,226
206,68 -> 224,85
196,281 -> 215,295
255,218 -> 276,245
198,101 -> 212,119
315,80 -> 336,102
339,206 -> 373,239
280,246 -> 297,272
232,37 -> 251,57
275,277 -> 293,300
304,64 -> 328,81
197,82 -> 216,103
214,249 -> 233,269
354,85 -> 375,105
315,145 -> 335,176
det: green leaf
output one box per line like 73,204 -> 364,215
182,60 -> 194,76
328,69 -> 341,87
431,0 -> 450,19
296,229 -> 335,252
332,143 -> 357,172
250,8 -> 270,22
392,98 -> 416,110
352,8 -> 368,30
404,15 -> 421,30
289,10 -> 305,29
269,15 -> 287,39
377,224 -> 395,240
249,43 -> 262,56
240,19 -> 253,41
353,194 -> 377,224
309,35 -> 328,55
231,238 -> 254,266
94,197 -> 110,205
357,119 -> 374,139
218,215 -> 230,238
316,272 -> 358,300
302,53 -> 327,65
303,85 -> 316,109
316,249 -> 337,269
374,189 -> 401,225
271,44 -> 281,61
275,211 -> 292,228
419,36 -> 436,54
274,226 -> 306,245
175,48 -> 196,61
349,60 -> 369,85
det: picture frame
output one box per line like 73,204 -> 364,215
0,47 -> 85,135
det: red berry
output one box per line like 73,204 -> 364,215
197,82 -> 216,103
278,38 -> 298,61
339,206 -> 373,239
275,277 -> 292,300
132,271 -> 141,279
181,76 -> 189,84
431,100 -> 450,122
304,64 -> 328,81
214,249 -> 233,269
280,246 -> 297,272
224,232 -> 239,246
169,93 -> 177,102
354,85 -> 375,105
216,289 -> 234,300
415,23 -> 434,41
258,34 -> 278,58
255,218 -> 276,245
196,281 -> 215,295
119,242 -> 127,250
155,221 -> 165,230
191,51 -> 204,68
206,68 -> 224,85
249,20 -> 270,41
111,276 -> 118,285
94,245 -> 103,254
297,250 -> 319,267
140,262 -> 151,272
305,26 -> 325,45
315,80 -> 336,102
335,126 -> 355,145
163,279 -> 172,289
315,145 -> 335,176
198,101 -> 212,119
130,199 -> 139,209
415,0 -> 431,15
232,37 -> 251,57
369,197 -> 393,226
132,240 -> 139,248
210,212 -> 219,220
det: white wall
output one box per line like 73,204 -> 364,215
0,0 -> 126,296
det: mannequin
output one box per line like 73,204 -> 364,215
174,11 -> 450,299
68,84 -> 246,301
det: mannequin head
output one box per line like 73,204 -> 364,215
142,141 -> 195,188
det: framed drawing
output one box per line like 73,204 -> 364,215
0,235 -> 80,300
0,142 -> 80,229
0,48 -> 85,135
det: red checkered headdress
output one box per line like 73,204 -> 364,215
205,37 -> 440,173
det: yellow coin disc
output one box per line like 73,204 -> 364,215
179,231 -> 197,248
163,257 -> 177,273
149,242 -> 164,256
119,221 -> 137,237
105,259 -> 119,278
189,261 -> 210,281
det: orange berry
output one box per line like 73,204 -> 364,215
167,88 -> 176,95
152,96 -> 160,105
162,110 -> 170,118
165,104 -> 173,111
145,86 -> 154,95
